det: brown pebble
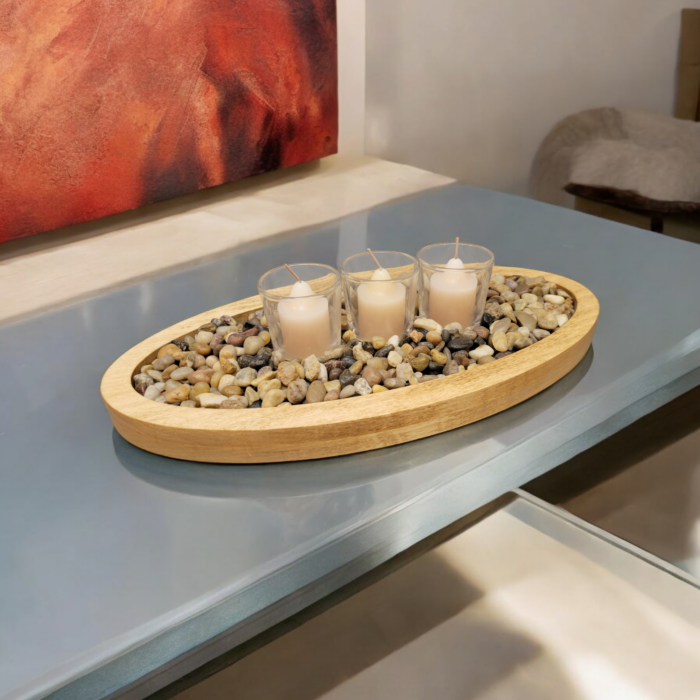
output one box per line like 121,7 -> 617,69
361,366 -> 383,386
194,342 -> 211,356
188,368 -> 215,384
305,380 -> 327,404
324,390 -> 340,401
157,343 -> 181,358
221,385 -> 244,397
135,383 -> 149,395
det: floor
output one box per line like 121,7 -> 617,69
169,500 -> 700,700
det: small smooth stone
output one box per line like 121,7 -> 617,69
354,377 -> 372,396
286,379 -> 308,404
277,362 -> 299,386
170,367 -> 193,382
189,381 -> 210,398
221,385 -> 243,398
270,350 -> 285,368
414,318 -> 442,332
305,380 -> 327,403
387,351 -> 402,367
210,369 -> 226,388
187,368 -> 213,385
195,331 -> 214,345
409,330 -> 423,344
205,355 -> 218,369
490,318 -> 511,335
410,354 -> 430,372
318,363 -> 328,381
372,336 -> 386,350
152,355 -> 175,371
478,356 -> 495,365
157,343 -> 181,358
153,382 -> 165,392
353,345 -> 373,364
452,351 -> 469,367
447,337 -> 474,352
339,369 -> 359,388
140,364 -> 153,374
399,343 -> 413,357
515,310 -> 537,331
384,378 -> 406,390
243,336 -> 265,355
164,379 -> 182,392
491,332 -> 509,353
532,329 -> 551,340
349,360 -> 363,375
323,347 -> 345,361
538,313 -> 559,330
251,370 -> 276,387
395,363 -> 414,382
244,387 -> 260,404
235,368 -> 258,387
220,396 -> 249,409
258,330 -> 271,345
146,369 -> 163,383
258,379 -> 281,398
133,373 -> 154,387
473,325 -> 490,340
342,330 -> 356,342
467,362 -> 480,371
324,389 -> 340,401
144,385 -> 162,401
249,400 -> 263,408
418,375 -> 438,382
361,366 -> 382,386
324,380 -> 342,393
219,358 -> 239,375
469,345 -> 495,360
491,273 -> 505,285
443,322 -> 463,333
409,345 -> 430,358
340,385 -> 356,398
494,351 -> 513,359
303,355 -> 321,382
515,337 -> 534,350
366,357 -> 389,371
180,400 -> 197,408
261,390 -> 287,408
426,330 -> 442,346
165,385 -> 190,403
193,342 -> 211,356
518,326 -> 531,337
556,314 -> 568,327
544,294 -> 565,305
444,360 -> 461,375
387,335 -> 400,348
290,361 -> 304,379
372,385 -> 389,393
430,349 -> 448,365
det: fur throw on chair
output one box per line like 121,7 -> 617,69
531,108 -> 700,212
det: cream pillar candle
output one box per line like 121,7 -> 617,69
277,280 -> 331,359
357,268 -> 406,339
428,257 -> 478,328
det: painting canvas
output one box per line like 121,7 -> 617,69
0,0 -> 338,243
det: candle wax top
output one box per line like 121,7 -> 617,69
371,267 -> 392,281
288,280 -> 314,297
445,257 -> 464,270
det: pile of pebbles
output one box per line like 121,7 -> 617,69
132,273 -> 575,409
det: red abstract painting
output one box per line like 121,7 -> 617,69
0,0 -> 338,243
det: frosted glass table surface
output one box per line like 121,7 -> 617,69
1,185 -> 699,700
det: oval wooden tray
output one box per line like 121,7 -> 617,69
101,267 -> 599,463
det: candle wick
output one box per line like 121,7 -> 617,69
284,264 -> 302,284
454,237 -> 460,259
367,248 -> 382,271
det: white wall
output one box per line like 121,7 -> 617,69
337,0 -> 366,155
366,0 -> 700,195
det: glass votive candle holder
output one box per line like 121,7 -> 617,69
340,251 -> 419,341
417,243 -> 494,329
257,263 -> 342,361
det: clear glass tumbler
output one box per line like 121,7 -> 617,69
257,263 -> 342,361
417,243 -> 495,328
340,251 -> 419,341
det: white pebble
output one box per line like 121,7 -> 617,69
154,382 -> 165,391
521,293 -> 538,304
388,335 -> 400,348
443,322 -> 463,333
387,351 -> 403,367
198,394 -> 228,408
544,294 -> 565,305
491,274 -> 505,285
556,314 -> 568,327
414,318 -> 443,333
196,331 -> 214,344
144,385 -> 162,401
518,327 -> 530,337
414,372 -> 423,379
318,363 -> 328,381
154,395 -> 167,403
469,345 -> 495,360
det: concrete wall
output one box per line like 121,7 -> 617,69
365,0 -> 700,194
